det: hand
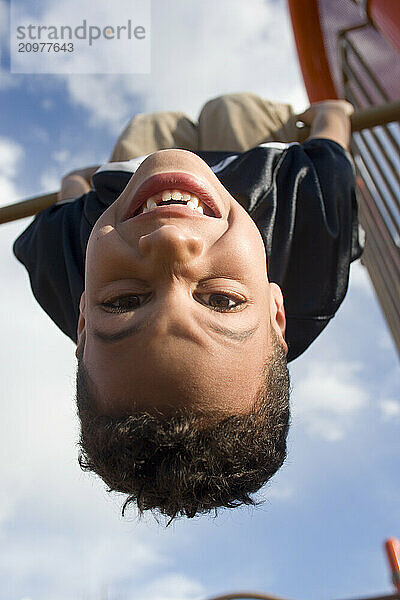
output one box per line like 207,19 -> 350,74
295,99 -> 354,126
57,165 -> 100,202
58,173 -> 92,203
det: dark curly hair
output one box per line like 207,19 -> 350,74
75,325 -> 291,525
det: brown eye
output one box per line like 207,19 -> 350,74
102,295 -> 143,313
199,293 -> 245,312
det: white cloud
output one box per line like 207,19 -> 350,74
380,399 -> 400,421
11,0 -> 150,76
1,533 -> 165,600
0,174 -> 20,204
63,74 -> 139,134
293,360 -> 369,441
0,137 -> 24,178
58,0 -> 307,134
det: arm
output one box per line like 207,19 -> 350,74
295,100 -> 354,151
58,165 -> 100,202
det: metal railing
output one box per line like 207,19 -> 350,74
202,590 -> 400,600
338,22 -> 400,358
1,101 -> 399,226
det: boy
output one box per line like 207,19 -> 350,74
13,93 -> 364,524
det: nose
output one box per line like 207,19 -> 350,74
138,224 -> 204,266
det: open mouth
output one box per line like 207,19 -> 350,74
130,188 -> 215,218
123,172 -> 223,221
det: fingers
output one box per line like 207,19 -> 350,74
295,99 -> 354,126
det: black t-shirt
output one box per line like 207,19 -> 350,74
13,139 -> 365,363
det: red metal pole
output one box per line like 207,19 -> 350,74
287,0 -> 338,102
385,538 -> 400,592
367,0 -> 400,54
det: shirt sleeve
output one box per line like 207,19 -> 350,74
12,193 -> 93,344
273,138 -> 363,315
11,169 -> 132,345
251,138 -> 365,361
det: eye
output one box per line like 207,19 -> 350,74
101,295 -> 146,313
101,292 -> 245,313
197,292 -> 245,312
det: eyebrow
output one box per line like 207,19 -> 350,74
92,318 -> 258,344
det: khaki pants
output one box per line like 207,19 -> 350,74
109,92 -> 299,162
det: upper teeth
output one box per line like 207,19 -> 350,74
141,189 -> 204,214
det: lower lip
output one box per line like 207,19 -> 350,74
126,204 -> 208,222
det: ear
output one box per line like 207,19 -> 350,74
75,291 -> 86,359
269,283 -> 288,355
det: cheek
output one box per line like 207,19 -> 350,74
226,217 -> 267,273
229,203 -> 265,248
86,224 -> 107,266
85,221 -> 121,279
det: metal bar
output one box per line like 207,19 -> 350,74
358,208 -> 400,329
357,219 -> 400,327
348,92 -> 400,212
351,130 -> 400,240
355,180 -> 400,356
368,0 -> 400,55
340,33 -> 390,102
355,166 -> 400,268
1,101 -> 398,226
340,33 -> 400,160
352,145 -> 400,277
287,0 -> 339,102
362,241 -> 400,357
295,99 -> 400,144
342,59 -> 377,105
335,595 -> 400,600
355,163 -> 400,265
344,39 -> 400,352
342,59 -> 400,150
202,593 -> 293,600
365,128 -> 400,188
357,191 -> 400,292
353,130 -> 400,236
203,592 -> 400,600
355,129 -> 399,222
350,100 -> 400,132
0,191 -> 58,225
385,538 -> 400,593
373,124 -> 400,174
347,88 -> 400,231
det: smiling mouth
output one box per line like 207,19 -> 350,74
130,188 -> 215,218
123,172 -> 223,221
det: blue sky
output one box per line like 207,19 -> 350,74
0,1 -> 399,599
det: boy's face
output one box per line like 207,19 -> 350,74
76,149 -> 287,417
